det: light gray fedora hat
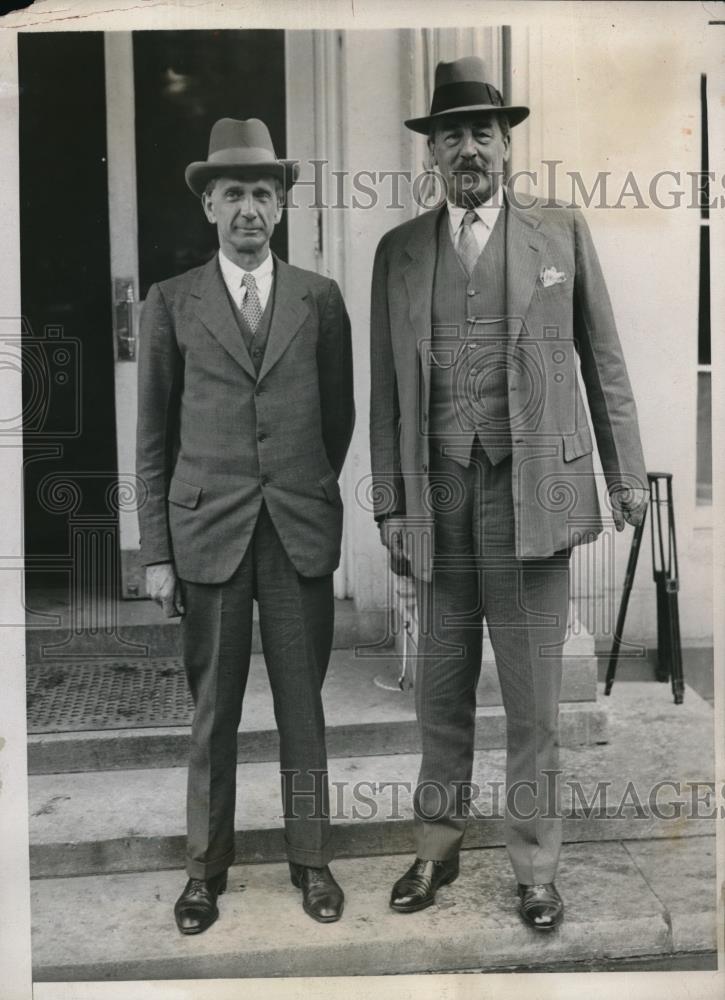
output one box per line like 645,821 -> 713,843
185,117 -> 299,197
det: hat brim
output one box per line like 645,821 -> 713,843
185,159 -> 300,197
404,104 -> 530,134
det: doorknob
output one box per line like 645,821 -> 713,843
113,277 -> 138,361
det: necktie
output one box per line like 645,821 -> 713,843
456,210 -> 480,276
241,272 -> 263,333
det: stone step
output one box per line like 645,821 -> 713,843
30,836 -> 716,981
27,683 -> 716,879
25,596 -> 388,663
26,647 -> 603,774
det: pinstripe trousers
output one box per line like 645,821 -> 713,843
414,442 -> 570,885
180,501 -> 334,880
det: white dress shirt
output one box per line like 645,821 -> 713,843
218,249 -> 275,312
447,189 -> 504,256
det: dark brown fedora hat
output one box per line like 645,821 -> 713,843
404,56 -> 529,134
185,117 -> 299,197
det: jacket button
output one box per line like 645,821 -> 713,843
257,432 -> 266,442
467,289 -> 476,297
255,386 -> 264,396
422,464 -> 428,473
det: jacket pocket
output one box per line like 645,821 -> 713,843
562,425 -> 594,462
319,470 -> 341,503
167,477 -> 203,509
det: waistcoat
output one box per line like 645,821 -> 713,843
429,208 -> 511,467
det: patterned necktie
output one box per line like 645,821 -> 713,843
456,209 -> 480,276
241,272 -> 263,333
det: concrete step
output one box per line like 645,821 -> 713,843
30,836 -> 717,981
27,683 -> 716,878
27,647 -> 604,773
25,596 -> 388,663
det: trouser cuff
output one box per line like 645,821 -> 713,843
185,846 -> 235,881
285,836 -> 334,868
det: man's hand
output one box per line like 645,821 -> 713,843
146,561 -> 185,617
379,518 -> 412,577
610,486 -> 649,532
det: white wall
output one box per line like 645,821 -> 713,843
337,30 -> 413,610
528,22 -> 711,644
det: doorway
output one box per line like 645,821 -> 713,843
20,29 -> 304,605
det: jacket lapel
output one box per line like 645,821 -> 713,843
257,256 -> 310,383
402,207 -> 446,414
192,256 -> 257,380
505,195 -> 547,343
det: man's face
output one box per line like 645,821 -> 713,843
428,113 -> 510,207
202,175 -> 283,259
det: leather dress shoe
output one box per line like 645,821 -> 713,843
174,870 -> 228,935
517,882 -> 564,930
390,857 -> 459,913
289,862 -> 344,922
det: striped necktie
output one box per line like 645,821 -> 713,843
456,210 -> 480,276
241,273 -> 263,333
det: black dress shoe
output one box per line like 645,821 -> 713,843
517,882 -> 564,930
390,856 -> 459,913
289,862 -> 344,923
174,870 -> 228,935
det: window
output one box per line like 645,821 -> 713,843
696,73 -> 711,506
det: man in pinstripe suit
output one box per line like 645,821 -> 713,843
138,118 -> 354,934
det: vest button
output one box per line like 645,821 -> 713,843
261,474 -> 270,485
253,348 -> 262,358
257,432 -> 266,442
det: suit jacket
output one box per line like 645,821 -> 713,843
369,195 -> 646,579
136,253 -> 355,583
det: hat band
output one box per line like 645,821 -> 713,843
429,81 -> 504,117
207,145 -> 282,166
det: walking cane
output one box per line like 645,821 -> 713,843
604,506 -> 647,696
604,472 -> 684,704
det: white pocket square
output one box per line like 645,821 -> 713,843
540,267 -> 567,287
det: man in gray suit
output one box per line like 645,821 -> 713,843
137,118 -> 354,934
370,58 -> 647,929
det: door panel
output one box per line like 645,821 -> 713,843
132,29 -> 288,294
20,32 -> 117,588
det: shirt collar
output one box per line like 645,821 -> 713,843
447,188 -> 504,233
218,249 -> 275,286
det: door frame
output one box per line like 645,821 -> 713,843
105,32 -> 142,598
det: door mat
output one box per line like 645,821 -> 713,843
27,659 -> 194,733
